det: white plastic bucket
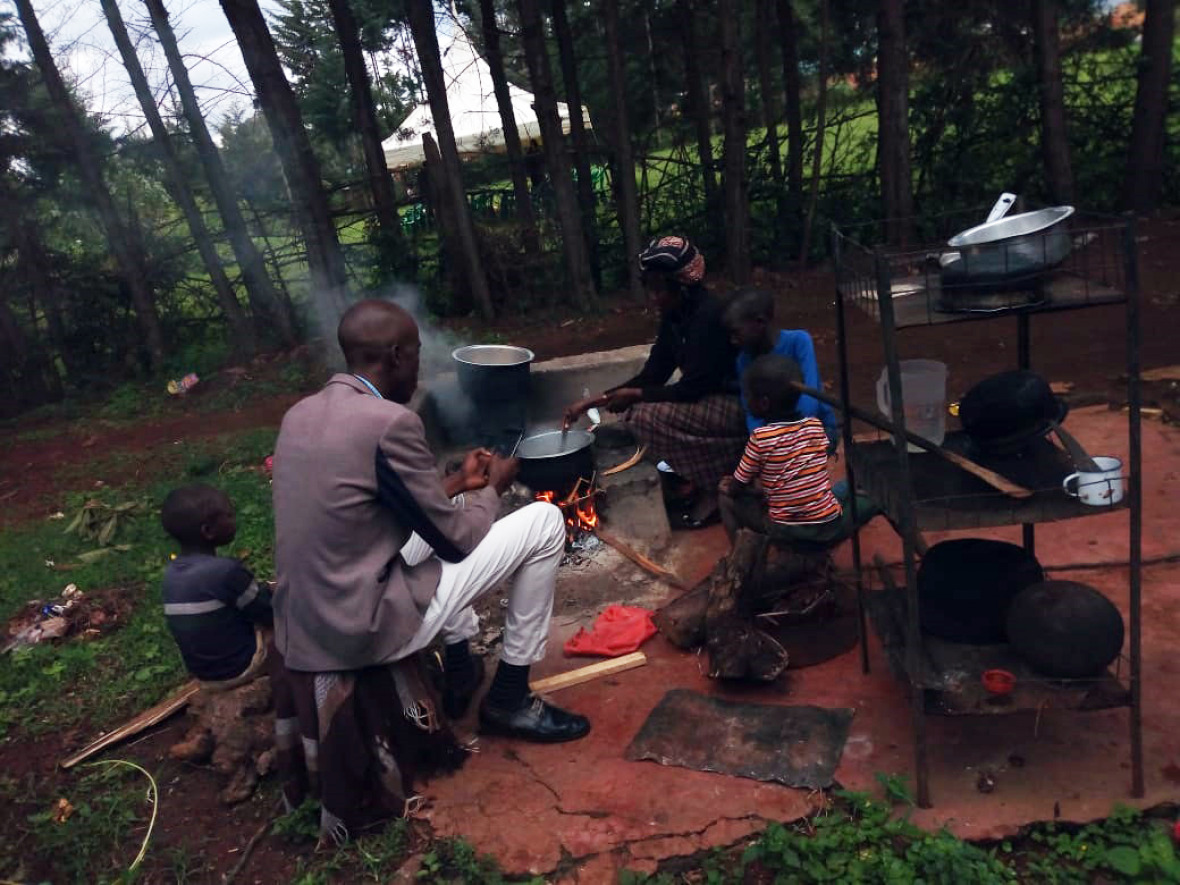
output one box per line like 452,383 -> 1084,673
876,360 -> 948,452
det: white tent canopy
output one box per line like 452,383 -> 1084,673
382,32 -> 592,170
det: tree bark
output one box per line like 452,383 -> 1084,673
477,0 -> 540,254
776,0 -> 804,204
405,0 -> 495,320
876,0 -> 914,246
550,0 -> 601,290
10,210 -> 79,381
422,133 -> 466,305
326,0 -> 413,274
1031,0 -> 1074,204
677,0 -> 719,217
219,0 -> 350,316
719,0 -> 750,283
516,0 -> 597,306
102,0 -> 255,358
754,0 -> 786,240
798,0 -> 829,264
1122,0 -> 1176,212
14,0 -> 165,370
603,0 -> 643,300
146,0 -> 297,346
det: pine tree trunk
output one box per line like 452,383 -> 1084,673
798,0 -> 829,264
1122,0 -> 1175,212
146,0 -> 297,346
719,0 -> 750,283
11,210 -> 79,381
477,0 -> 541,254
14,0 -> 165,370
406,0 -> 495,321
516,0 -> 597,306
876,0 -> 913,246
677,0 -> 719,217
102,0 -> 255,358
326,0 -> 413,275
776,0 -> 804,204
550,0 -> 601,290
1031,0 -> 1074,204
604,0 -> 643,299
754,0 -> 786,247
219,0 -> 350,316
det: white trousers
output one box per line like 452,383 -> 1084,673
396,502 -> 565,666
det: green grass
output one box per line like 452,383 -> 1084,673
0,428 -> 278,741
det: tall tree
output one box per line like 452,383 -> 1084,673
798,0 -> 829,263
550,0 -> 600,289
1031,0 -> 1074,204
1122,0 -> 1175,212
603,0 -> 642,299
219,0 -> 350,310
477,0 -> 540,254
517,0 -> 597,305
13,0 -> 166,369
101,0 -> 256,357
754,0 -> 786,238
877,0 -> 913,246
326,0 -> 412,273
719,0 -> 750,282
145,0 -> 297,346
405,0 -> 494,320
677,0 -> 719,217
776,0 -> 804,203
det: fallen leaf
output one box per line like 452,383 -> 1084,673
53,798 -> 75,823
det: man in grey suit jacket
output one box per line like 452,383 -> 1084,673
272,299 -> 589,743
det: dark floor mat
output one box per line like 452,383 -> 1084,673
625,690 -> 854,789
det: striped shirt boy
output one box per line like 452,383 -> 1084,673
162,554 -> 272,681
733,417 -> 842,525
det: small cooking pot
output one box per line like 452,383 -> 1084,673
452,345 -> 534,403
959,370 -> 1068,456
515,429 -> 595,492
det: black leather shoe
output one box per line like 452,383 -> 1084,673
478,696 -> 591,743
443,656 -> 485,720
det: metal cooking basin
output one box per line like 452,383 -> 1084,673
940,206 -> 1075,292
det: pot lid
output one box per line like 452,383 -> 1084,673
516,429 -> 594,459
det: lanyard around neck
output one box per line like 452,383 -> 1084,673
352,374 -> 383,399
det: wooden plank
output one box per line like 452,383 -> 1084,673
1142,365 -> 1180,382
529,652 -> 647,693
61,680 -> 201,769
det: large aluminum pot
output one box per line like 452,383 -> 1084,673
515,429 -> 595,492
940,206 -> 1074,289
452,344 -> 534,403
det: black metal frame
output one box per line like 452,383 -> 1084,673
832,213 -> 1144,808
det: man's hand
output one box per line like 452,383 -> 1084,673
604,388 -> 642,413
563,394 -> 608,429
487,454 -> 520,494
445,448 -> 493,496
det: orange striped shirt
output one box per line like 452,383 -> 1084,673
733,418 -> 842,525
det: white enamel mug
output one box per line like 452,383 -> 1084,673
1062,456 -> 1124,506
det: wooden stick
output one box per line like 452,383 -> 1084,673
787,381 -> 1034,499
602,445 -> 647,476
222,798 -> 282,885
596,527 -> 691,590
61,680 -> 201,769
529,651 -> 647,693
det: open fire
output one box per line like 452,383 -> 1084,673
535,475 -> 601,543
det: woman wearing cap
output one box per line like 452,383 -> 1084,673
564,235 -> 746,528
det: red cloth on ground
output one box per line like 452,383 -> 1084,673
563,605 -> 656,657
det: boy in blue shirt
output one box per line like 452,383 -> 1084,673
724,288 -> 839,451
160,484 -> 273,690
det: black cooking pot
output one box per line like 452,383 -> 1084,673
515,430 -> 595,493
917,539 -> 1045,644
1006,580 -> 1124,678
452,345 -> 534,403
959,370 -> 1068,456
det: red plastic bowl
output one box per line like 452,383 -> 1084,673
982,669 -> 1016,695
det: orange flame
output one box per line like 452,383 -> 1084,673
534,486 -> 600,535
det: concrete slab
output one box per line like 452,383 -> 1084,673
418,409 -> 1180,878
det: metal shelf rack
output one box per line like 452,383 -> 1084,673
831,209 -> 1144,808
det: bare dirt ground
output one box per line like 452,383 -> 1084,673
1,216 -> 1177,881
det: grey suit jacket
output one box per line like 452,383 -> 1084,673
272,374 -> 500,672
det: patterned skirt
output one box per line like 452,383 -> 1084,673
624,394 -> 748,490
